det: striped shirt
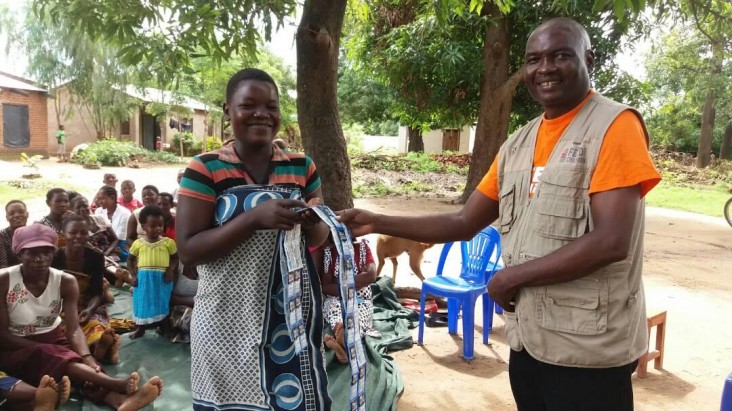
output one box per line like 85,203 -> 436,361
178,141 -> 321,203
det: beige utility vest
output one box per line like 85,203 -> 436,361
497,93 -> 648,368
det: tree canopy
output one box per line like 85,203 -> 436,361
644,27 -> 732,155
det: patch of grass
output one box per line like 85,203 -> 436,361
352,180 -> 437,198
403,152 -> 442,173
645,181 -> 731,217
401,181 -> 434,193
0,180 -> 85,204
352,182 -> 394,198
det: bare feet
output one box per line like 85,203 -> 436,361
324,334 -> 348,364
107,333 -> 121,364
103,278 -> 115,304
94,329 -> 115,361
334,322 -> 346,350
33,375 -> 58,411
130,326 -> 145,340
115,268 -> 131,288
113,372 -> 140,395
57,376 -> 71,407
117,376 -> 163,411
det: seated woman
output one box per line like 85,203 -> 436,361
0,372 -> 70,410
70,197 -> 129,289
51,215 -> 121,364
167,264 -> 198,343
1,200 -> 29,269
312,235 -> 380,364
37,189 -> 69,247
71,197 -> 119,260
0,224 -> 163,410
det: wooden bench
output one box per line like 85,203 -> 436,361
636,311 -> 667,378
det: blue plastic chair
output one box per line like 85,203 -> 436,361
722,371 -> 732,411
417,226 -> 502,361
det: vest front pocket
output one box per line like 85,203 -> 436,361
533,195 -> 588,240
537,278 -> 608,336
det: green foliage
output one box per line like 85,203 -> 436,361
351,180 -> 437,198
505,2 -> 652,131
205,136 -> 223,152
34,0 -> 297,88
170,132 -> 200,157
644,27 -> 732,154
346,8 -> 485,130
403,152 -> 443,173
347,1 -> 651,136
20,153 -> 43,174
72,139 -> 180,167
349,152 -> 469,174
2,7 -> 135,137
337,62 -> 399,131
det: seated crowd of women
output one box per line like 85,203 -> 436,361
0,181 -> 195,410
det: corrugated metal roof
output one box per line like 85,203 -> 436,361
0,72 -> 47,93
123,85 -> 209,112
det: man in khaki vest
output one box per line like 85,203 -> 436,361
340,17 -> 661,410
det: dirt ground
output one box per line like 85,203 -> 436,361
356,197 -> 732,411
3,159 -> 732,410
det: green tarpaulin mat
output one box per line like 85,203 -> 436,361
324,276 -> 418,411
60,276 -> 416,411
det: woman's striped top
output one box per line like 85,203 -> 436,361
178,141 -> 321,204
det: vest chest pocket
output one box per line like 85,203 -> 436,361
538,278 -> 608,335
534,196 -> 588,240
534,168 -> 590,240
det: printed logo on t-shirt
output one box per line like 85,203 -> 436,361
529,166 -> 544,197
559,147 -> 587,164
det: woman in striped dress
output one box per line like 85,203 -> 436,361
176,68 -> 331,411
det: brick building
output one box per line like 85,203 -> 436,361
0,71 -> 49,158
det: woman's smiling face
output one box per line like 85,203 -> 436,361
224,79 -> 281,148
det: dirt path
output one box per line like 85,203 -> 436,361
354,197 -> 732,411
3,160 -> 731,410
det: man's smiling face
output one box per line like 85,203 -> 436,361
523,23 -> 594,119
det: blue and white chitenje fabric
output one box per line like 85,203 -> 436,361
310,206 -> 368,411
190,184 -> 330,411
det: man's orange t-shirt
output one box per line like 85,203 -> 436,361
477,92 -> 661,200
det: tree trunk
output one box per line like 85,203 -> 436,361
297,0 -> 352,210
407,126 -> 424,152
696,89 -> 716,168
54,88 -> 62,128
460,7 -> 522,203
720,124 -> 732,161
696,41 -> 723,169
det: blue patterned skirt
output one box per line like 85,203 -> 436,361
191,185 -> 330,411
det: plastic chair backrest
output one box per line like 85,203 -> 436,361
460,226 -> 501,285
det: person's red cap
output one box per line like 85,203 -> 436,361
12,223 -> 57,254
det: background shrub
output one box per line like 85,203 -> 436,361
72,139 -> 180,166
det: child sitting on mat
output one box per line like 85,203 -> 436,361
312,235 -> 380,364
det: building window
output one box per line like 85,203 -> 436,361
120,120 -> 130,135
2,104 -> 30,148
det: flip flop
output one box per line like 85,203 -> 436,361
426,315 -> 449,328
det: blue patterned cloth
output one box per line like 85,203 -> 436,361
191,185 -> 330,411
